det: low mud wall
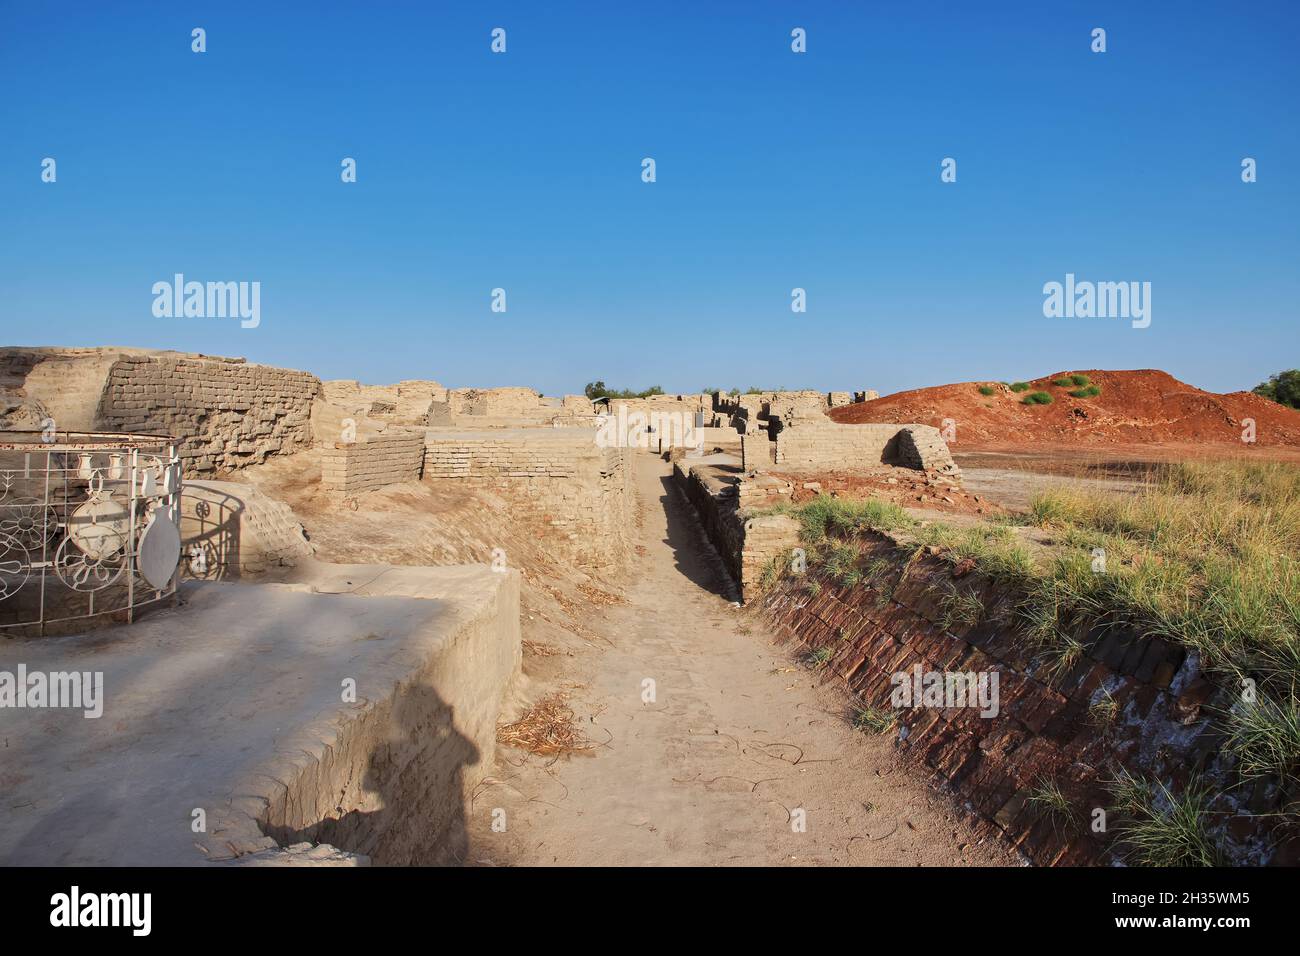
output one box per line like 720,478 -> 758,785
674,459 -> 800,601
758,536 -> 1289,866
243,568 -> 521,865
423,430 -> 633,568
774,422 -> 959,476
321,433 -> 426,496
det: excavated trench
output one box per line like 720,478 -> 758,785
245,448 -> 1289,867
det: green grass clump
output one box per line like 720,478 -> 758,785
1009,381 -> 1031,392
912,521 -> 1035,586
821,541 -> 863,587
1022,391 -> 1055,405
1089,687 -> 1120,728
806,646 -> 834,668
1107,769 -> 1225,867
780,494 -> 914,545
1051,377 -> 1075,387
1026,779 -> 1079,836
1069,384 -> 1102,398
938,584 -> 986,630
977,385 -> 997,396
852,706 -> 897,736
1069,373 -> 1091,386
1222,691 -> 1300,785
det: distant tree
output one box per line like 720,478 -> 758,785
1254,370 -> 1300,410
583,381 -> 665,400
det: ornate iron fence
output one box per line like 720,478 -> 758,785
0,430 -> 183,635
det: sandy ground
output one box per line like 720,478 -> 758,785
471,455 -> 1019,866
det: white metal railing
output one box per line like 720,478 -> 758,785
0,431 -> 183,635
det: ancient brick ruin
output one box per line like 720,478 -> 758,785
2,345 -> 1280,869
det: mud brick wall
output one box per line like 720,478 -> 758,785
674,461 -> 801,601
450,387 -> 544,416
774,422 -> 959,476
653,424 -> 737,454
604,395 -> 709,422
423,432 -> 600,478
759,535 -> 1285,866
321,433 -> 425,496
895,426 -> 962,476
740,513 -> 803,596
322,379 -> 444,425
97,355 -> 320,474
740,433 -> 775,469
426,387 -> 558,426
423,431 -> 633,567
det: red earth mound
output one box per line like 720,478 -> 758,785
828,369 -> 1300,451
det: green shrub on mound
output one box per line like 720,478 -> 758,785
1023,391 -> 1054,405
978,385 -> 997,396
1053,373 -> 1092,388
1010,381 -> 1031,392
1069,384 -> 1102,398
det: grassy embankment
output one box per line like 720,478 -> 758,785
757,460 -> 1300,863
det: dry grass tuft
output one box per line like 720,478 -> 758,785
497,693 -> 592,757
577,583 -> 624,607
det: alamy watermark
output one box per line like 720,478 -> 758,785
1043,273 -> 1150,329
0,665 -> 103,718
595,405 -> 702,451
151,274 -> 260,328
890,663 -> 999,718
50,886 -> 150,936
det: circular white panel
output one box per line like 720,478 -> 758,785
138,512 -> 182,590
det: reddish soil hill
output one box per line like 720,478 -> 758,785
828,369 -> 1300,451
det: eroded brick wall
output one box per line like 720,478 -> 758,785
97,354 -> 320,474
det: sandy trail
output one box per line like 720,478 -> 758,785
475,454 -> 1017,866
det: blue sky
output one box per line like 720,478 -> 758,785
1,1 -> 1296,396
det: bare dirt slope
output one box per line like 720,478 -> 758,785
829,369 -> 1300,452
472,455 -> 1016,866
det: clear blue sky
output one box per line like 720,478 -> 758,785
2,1 -> 1296,396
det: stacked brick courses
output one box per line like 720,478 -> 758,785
97,354 -> 320,474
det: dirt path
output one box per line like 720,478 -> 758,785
475,455 -> 1018,866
